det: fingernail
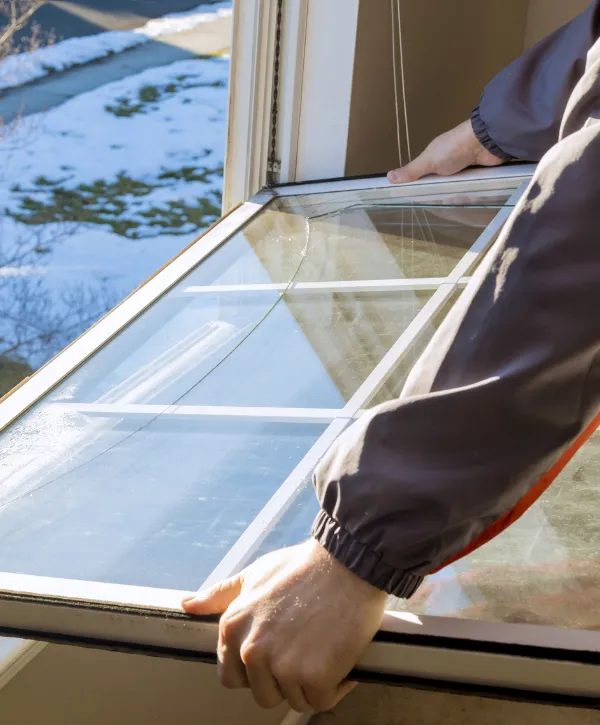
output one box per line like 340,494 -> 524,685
387,172 -> 398,183
181,595 -> 196,605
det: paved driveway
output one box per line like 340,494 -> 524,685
15,0 -> 224,41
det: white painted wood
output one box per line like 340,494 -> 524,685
277,0 -> 310,184
358,640 -> 600,699
274,164 -> 536,197
4,571 -> 600,654
223,0 -> 279,210
294,0 -> 360,181
0,201 -> 268,435
2,575 -> 600,698
0,574 -> 187,611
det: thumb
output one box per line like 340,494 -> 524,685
182,575 -> 242,615
387,153 -> 432,184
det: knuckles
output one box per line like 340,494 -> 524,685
219,610 -> 245,642
218,610 -> 342,713
240,639 -> 269,668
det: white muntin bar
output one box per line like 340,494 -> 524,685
178,278 -> 447,296
54,403 -> 345,424
0,201 -> 270,435
200,418 -> 349,587
446,181 -> 530,283
341,283 -> 457,416
200,181 -> 529,585
200,185 -> 529,586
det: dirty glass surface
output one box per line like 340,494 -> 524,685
384,430 -> 600,630
0,180 -> 518,593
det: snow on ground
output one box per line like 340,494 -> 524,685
0,55 -> 229,370
0,2 -> 232,91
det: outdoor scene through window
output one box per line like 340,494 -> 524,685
0,0 -> 232,399
0,0 -> 232,658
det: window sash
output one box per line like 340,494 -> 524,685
6,167 -> 587,703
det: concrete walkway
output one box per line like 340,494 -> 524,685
0,15 -> 231,124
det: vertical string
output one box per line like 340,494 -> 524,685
396,0 -> 412,163
393,2 -> 444,273
390,0 -> 403,169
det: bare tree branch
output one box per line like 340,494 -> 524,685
0,0 -> 47,58
0,1 -> 115,391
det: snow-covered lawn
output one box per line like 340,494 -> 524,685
0,55 -> 229,371
0,2 -> 232,91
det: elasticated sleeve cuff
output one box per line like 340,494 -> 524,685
471,105 -> 515,163
312,509 -> 424,599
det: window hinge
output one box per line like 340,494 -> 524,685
266,158 -> 281,186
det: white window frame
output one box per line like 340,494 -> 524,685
5,166 -> 590,705
223,0 -> 364,209
223,0 -> 280,211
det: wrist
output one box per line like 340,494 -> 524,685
308,538 -> 388,604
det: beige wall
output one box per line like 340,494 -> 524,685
525,0 -> 590,47
314,682 -> 600,725
346,0 -> 590,177
0,644 -> 289,725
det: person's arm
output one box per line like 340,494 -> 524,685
474,0 -> 600,162
181,19 -> 600,715
314,110 -> 600,600
182,112 -> 600,714
388,1 -> 600,184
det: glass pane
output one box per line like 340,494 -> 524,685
0,178 -> 523,597
366,289 -> 463,408
176,289 -> 434,408
247,482 -> 320,566
189,186 -> 513,287
385,429 -> 600,629
0,413 -> 325,590
38,288 -> 434,411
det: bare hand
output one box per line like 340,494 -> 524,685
182,539 -> 388,713
387,119 -> 503,184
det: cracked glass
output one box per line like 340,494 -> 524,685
0,180 -> 521,596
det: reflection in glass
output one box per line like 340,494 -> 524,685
0,180 -> 521,598
0,415 -> 325,590
194,188 -> 512,286
367,289 -> 463,408
385,430 -> 600,630
247,482 -> 321,566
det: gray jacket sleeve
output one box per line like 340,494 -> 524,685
312,36 -> 600,599
471,1 -> 600,162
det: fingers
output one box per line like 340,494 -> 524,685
181,574 -> 242,615
271,662 -> 312,713
277,684 -> 312,714
244,651 -> 286,710
387,152 -> 432,184
218,640 -> 250,689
